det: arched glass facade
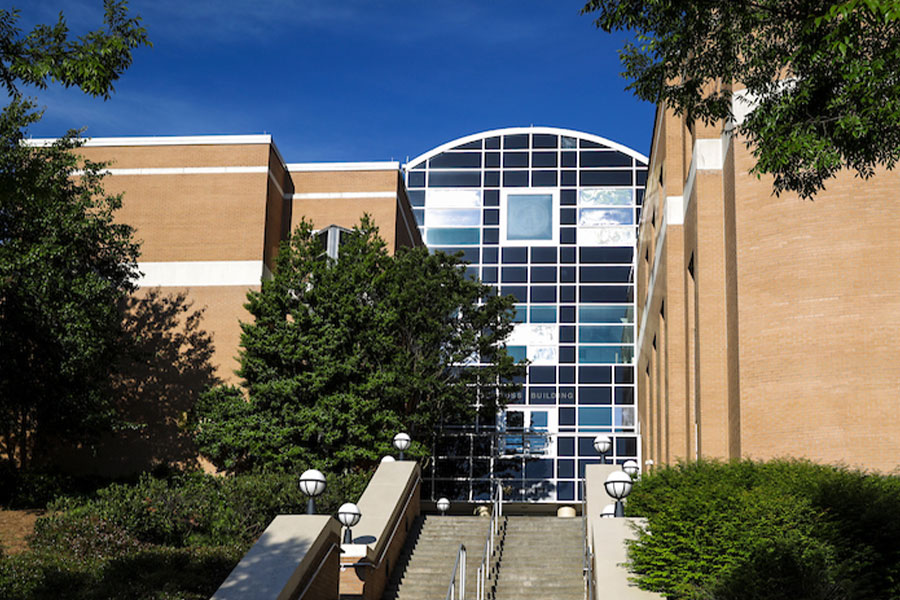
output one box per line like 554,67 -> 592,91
405,127 -> 647,503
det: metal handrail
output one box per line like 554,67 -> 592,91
445,544 -> 467,600
475,482 -> 503,600
582,479 -> 594,600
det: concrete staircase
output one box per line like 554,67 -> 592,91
382,515 -> 491,600
492,516 -> 584,600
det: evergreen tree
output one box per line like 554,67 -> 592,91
195,218 -> 523,474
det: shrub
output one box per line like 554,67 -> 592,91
625,459 -> 900,600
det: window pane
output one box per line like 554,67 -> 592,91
427,228 -> 480,245
530,306 -> 557,323
507,194 -> 553,240
504,152 -> 529,168
429,152 -> 482,168
579,188 -> 633,206
579,208 -> 634,226
426,189 -> 482,208
429,171 -> 482,187
579,326 -> 634,343
578,346 -> 633,364
426,208 -> 480,227
580,151 -> 633,167
579,407 -> 612,429
579,305 -> 633,323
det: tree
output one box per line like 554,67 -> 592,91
583,0 -> 900,198
0,1 -> 149,468
194,218 -> 523,474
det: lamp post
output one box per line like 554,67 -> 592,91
593,434 -> 612,463
622,459 -> 639,477
604,470 -> 633,517
299,469 -> 326,515
393,432 -> 411,460
436,497 -> 450,516
338,502 -> 362,544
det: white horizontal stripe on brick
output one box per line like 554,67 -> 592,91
288,191 -> 396,200
137,261 -> 266,287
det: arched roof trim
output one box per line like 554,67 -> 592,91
403,126 -> 648,170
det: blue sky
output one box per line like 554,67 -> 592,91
15,0 -> 654,162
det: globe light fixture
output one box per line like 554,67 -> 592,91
600,503 -> 616,518
622,459 -> 639,477
299,469 -> 326,515
337,502 -> 362,544
380,455 -> 396,463
593,434 -> 612,463
393,432 -> 411,460
604,470 -> 633,517
436,497 -> 450,516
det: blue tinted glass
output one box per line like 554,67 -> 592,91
580,267 -> 632,283
532,134 -> 558,148
580,170 -> 632,186
579,326 -> 633,343
430,152 -> 481,168
408,171 -> 425,187
504,134 -> 529,149
507,194 -> 553,240
429,171 -> 481,187
413,209 -> 424,226
483,247 -> 499,263
532,152 -> 557,167
484,171 -> 500,187
427,228 -> 480,245
579,407 -> 612,428
531,286 -> 556,303
579,151 -> 632,167
481,267 -> 497,283
616,437 -> 638,456
579,306 -> 633,323
579,286 -> 633,303
557,480 -> 575,501
485,136 -> 501,149
560,408 -> 576,427
559,366 -> 575,384
579,387 -> 611,404
531,412 -> 549,428
409,190 -> 425,206
615,387 -> 634,405
579,366 -> 612,383
531,247 -> 556,263
580,247 -> 632,263
485,152 -> 500,167
529,366 -> 556,383
503,171 -> 529,187
559,387 -> 576,404
483,209 -> 500,225
560,326 -> 576,343
532,171 -> 557,186
578,346 -> 632,364
501,267 -> 527,283
530,306 -> 557,323
529,387 -> 556,405
560,286 -> 576,303
560,346 -> 576,363
502,247 -> 528,263
507,345 -> 527,361
482,228 -> 499,244
579,208 -> 633,226
531,267 -> 557,283
560,228 -> 576,244
428,209 -> 480,227
504,152 -> 529,168
502,286 -> 528,302
558,437 -> 575,456
525,459 -> 553,478
512,305 -> 526,323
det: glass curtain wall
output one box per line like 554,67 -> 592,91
405,127 -> 647,503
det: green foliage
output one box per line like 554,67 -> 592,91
42,470 -> 370,548
582,0 -> 900,198
0,470 -> 369,599
0,1 -> 150,100
625,460 -> 900,600
195,217 -> 523,474
0,1 -> 149,470
0,101 -> 142,469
